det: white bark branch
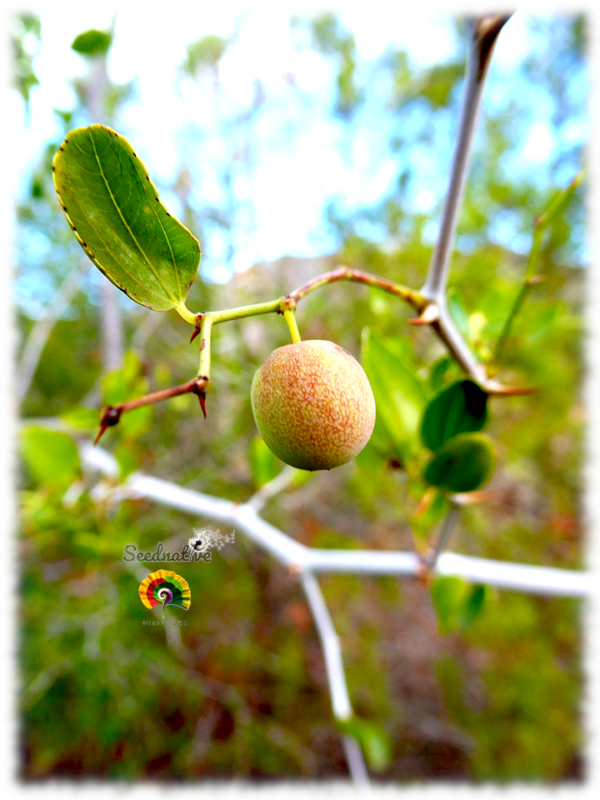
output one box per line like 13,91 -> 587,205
75,441 -> 590,598
300,571 -> 369,786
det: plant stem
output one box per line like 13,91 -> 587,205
493,170 -> 584,362
283,308 -> 302,343
422,14 -> 511,301
289,265 -> 424,310
197,315 -> 213,379
208,298 -> 284,325
422,505 -> 459,572
175,302 -> 199,325
94,377 -> 209,444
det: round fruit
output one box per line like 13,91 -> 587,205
251,339 -> 376,471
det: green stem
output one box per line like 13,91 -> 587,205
283,308 -> 302,343
493,170 -> 583,363
209,298 -> 284,325
197,316 -> 213,379
174,302 -> 198,325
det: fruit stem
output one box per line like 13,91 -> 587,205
283,308 -> 302,343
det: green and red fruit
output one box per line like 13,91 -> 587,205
251,339 -> 376,471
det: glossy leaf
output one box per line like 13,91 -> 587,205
20,427 -> 81,487
423,433 -> 495,493
421,379 -> 488,452
361,329 -> 427,462
53,125 -> 200,315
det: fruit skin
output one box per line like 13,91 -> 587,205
251,340 -> 376,471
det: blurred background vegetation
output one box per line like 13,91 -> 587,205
15,9 -> 586,782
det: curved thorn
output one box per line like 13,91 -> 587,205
190,326 -> 201,344
407,304 -> 440,326
485,382 -> 538,396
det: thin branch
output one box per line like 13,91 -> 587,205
71,439 -> 591,598
300,570 -> 369,786
288,265 -> 424,310
422,14 -> 512,301
493,170 -> 584,363
421,505 -> 460,572
94,377 -> 209,444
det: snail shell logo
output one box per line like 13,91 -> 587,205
138,570 -> 191,619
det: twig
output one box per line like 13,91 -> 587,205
421,505 -> 460,573
300,570 -> 369,786
72,439 -> 591,598
422,14 -> 512,302
493,171 -> 584,363
288,265 -> 424,310
94,376 -> 209,444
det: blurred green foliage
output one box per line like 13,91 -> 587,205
16,10 -> 585,783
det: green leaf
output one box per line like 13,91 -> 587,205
421,379 -> 488,452
361,329 -> 427,463
53,125 -> 200,316
458,584 -> 489,629
431,576 -> 490,634
71,29 -> 112,56
337,717 -> 392,772
423,433 -> 495,493
249,436 -> 280,487
429,356 -> 453,394
20,427 -> 81,487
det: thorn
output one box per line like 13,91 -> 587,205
190,313 -> 204,344
407,303 -> 440,326
190,378 -> 209,418
94,423 -> 109,446
526,274 -> 546,287
485,381 -> 538,396
94,406 -> 122,445
412,488 -> 436,521
451,488 -> 500,506
190,326 -> 201,344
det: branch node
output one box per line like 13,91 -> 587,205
94,406 -> 122,445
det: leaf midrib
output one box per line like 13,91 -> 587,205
89,128 -> 178,306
